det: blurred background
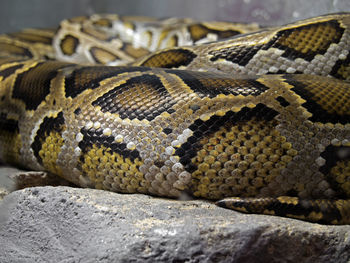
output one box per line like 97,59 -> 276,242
0,0 -> 350,33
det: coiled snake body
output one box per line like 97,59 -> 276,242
0,13 -> 350,224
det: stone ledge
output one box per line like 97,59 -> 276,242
0,186 -> 349,262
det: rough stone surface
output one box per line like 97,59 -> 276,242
0,166 -> 20,199
0,186 -> 349,263
0,166 -> 73,200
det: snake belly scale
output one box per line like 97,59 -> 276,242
0,13 -> 350,224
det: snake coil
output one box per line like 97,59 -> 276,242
0,13 -> 350,224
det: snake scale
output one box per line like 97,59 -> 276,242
0,13 -> 350,224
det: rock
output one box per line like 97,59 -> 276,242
0,166 -> 19,199
0,186 -> 349,263
0,166 -> 74,200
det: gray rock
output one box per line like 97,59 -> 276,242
0,166 -> 74,200
0,186 -> 349,263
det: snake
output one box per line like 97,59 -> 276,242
0,13 -> 350,224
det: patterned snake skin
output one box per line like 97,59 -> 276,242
0,13 -> 350,224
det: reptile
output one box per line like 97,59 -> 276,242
0,13 -> 350,224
